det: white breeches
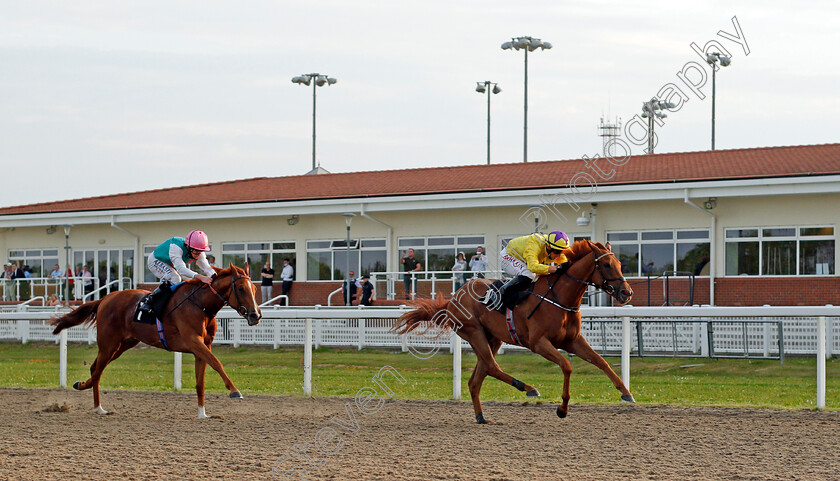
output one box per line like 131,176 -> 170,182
148,257 -> 183,284
499,247 -> 537,281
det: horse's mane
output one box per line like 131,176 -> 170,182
563,239 -> 608,263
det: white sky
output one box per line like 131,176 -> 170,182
1,0 -> 838,208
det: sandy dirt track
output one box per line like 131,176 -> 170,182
1,388 -> 838,481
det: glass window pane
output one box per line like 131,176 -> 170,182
573,235 -> 591,242
726,241 -> 759,275
361,250 -> 387,276
399,238 -> 424,248
677,230 -> 709,240
800,227 -> 834,237
677,242 -> 710,276
223,244 -> 245,252
9,250 -> 24,258
333,250 -> 360,280
273,242 -> 295,250
607,232 -> 637,242
123,249 -> 134,282
307,252 -> 332,280
332,239 -> 359,249
43,249 -> 58,256
640,243 -> 674,275
726,229 -> 758,238
144,246 -> 155,254
247,253 -> 270,282
43,258 -> 59,276
361,239 -> 386,248
272,254 -> 296,279
25,250 -> 41,257
762,228 -> 795,237
28,259 -> 43,278
614,244 -> 639,276
457,236 -> 485,245
800,240 -> 835,275
762,240 -> 796,275
222,254 -> 246,270
306,240 -> 332,249
247,243 -> 270,251
427,248 -> 454,276
641,231 -> 673,241
427,237 -> 455,246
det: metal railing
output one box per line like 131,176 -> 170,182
1,276 -> 133,302
370,270 -> 503,300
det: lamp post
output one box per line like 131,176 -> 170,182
501,36 -> 552,163
640,98 -> 676,154
292,73 -> 337,172
62,225 -> 72,304
341,213 -> 356,306
706,52 -> 731,150
475,81 -> 501,164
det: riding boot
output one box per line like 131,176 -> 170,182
138,281 -> 171,314
498,275 -> 532,307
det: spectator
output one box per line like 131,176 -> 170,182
23,265 -> 32,279
47,294 -> 61,306
207,255 -> 217,268
260,261 -> 274,304
11,262 -> 24,280
1,263 -> 11,301
452,252 -> 467,291
279,258 -> 294,306
358,275 -> 374,306
49,264 -> 64,279
400,248 -> 422,300
469,246 -> 488,279
342,270 -> 359,306
81,265 -> 94,295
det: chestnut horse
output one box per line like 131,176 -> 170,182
51,264 -> 262,418
393,240 -> 634,423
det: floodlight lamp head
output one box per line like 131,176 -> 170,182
517,39 -> 530,49
528,39 -> 542,51
656,112 -> 668,119
327,77 -> 337,85
719,56 -> 732,67
501,41 -> 513,50
706,53 -> 718,64
492,85 -> 501,94
641,112 -> 649,118
315,77 -> 326,86
475,83 -> 486,93
542,41 -> 552,49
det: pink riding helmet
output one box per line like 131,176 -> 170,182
185,230 -> 211,251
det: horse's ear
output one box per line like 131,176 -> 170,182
244,262 -> 250,276
605,241 -> 612,252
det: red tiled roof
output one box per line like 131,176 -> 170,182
2,143 -> 839,215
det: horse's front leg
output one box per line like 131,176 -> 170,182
564,336 -> 635,403
187,337 -> 242,399
529,336 -> 573,418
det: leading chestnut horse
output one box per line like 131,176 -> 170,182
51,264 -> 262,418
393,240 -> 634,423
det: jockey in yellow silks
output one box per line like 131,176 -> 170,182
482,230 -> 571,310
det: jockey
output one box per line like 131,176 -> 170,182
482,230 -> 571,310
138,230 -> 215,314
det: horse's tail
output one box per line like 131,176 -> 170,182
391,294 -> 451,335
50,299 -> 102,335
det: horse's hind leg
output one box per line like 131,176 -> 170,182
75,339 -> 137,414
530,337 -> 574,418
464,327 -> 539,423
564,336 -> 634,403
195,358 -> 209,419
468,337 -> 502,424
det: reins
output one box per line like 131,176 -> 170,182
165,272 -> 252,319
526,250 -> 625,319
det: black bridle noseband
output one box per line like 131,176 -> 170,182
204,273 -> 253,317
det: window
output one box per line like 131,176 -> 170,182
222,242 -> 296,282
307,238 -> 385,281
7,249 -> 60,278
607,229 -> 710,277
725,226 -> 834,276
398,235 -> 485,279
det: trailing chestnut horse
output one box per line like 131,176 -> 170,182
51,264 -> 262,418
393,240 -> 634,423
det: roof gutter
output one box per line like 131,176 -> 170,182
684,189 -> 715,305
110,216 -> 140,287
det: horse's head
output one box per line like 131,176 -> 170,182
217,263 -> 262,326
588,241 -> 633,304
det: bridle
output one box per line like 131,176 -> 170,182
203,273 -> 253,318
527,249 -> 626,318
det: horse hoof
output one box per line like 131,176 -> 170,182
476,413 -> 488,424
230,391 -> 243,400
556,406 -> 567,418
72,381 -> 81,390
621,394 -> 636,403
526,388 -> 541,397
93,405 -> 108,415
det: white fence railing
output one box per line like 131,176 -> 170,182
0,305 -> 837,408
1,276 -> 133,302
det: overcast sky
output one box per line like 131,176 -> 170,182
1,0 -> 837,208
